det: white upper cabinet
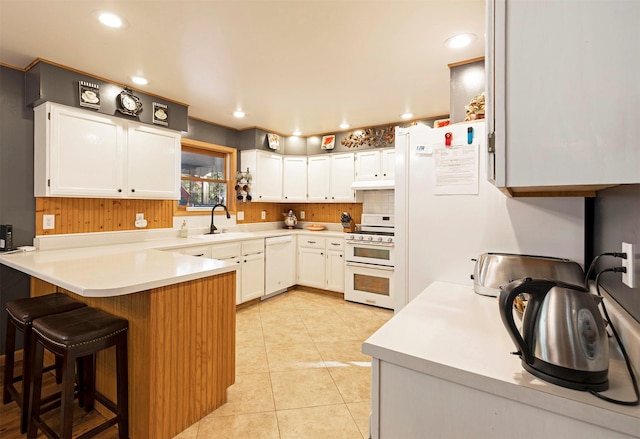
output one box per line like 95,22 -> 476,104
34,102 -> 180,199
307,156 -> 331,202
381,149 -> 395,181
282,156 -> 307,202
354,150 -> 381,181
487,0 -> 640,196
353,149 -> 395,189
329,153 -> 355,201
241,150 -> 283,201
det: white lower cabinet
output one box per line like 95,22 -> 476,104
240,240 -> 265,302
297,236 -> 344,292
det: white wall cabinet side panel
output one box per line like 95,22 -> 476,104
283,156 -> 307,202
330,153 -> 355,201
381,149 -> 395,181
325,249 -> 344,292
355,150 -> 380,181
43,103 -> 123,197
307,155 -> 331,202
488,0 -> 640,189
126,123 -> 181,199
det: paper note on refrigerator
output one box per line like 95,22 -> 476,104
432,143 -> 479,195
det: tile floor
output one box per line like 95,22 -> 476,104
174,288 -> 392,439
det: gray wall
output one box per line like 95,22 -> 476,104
450,60 -> 485,124
593,184 -> 640,322
0,65 -> 35,353
183,117 -> 238,148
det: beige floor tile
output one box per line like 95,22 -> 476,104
197,412 -> 279,439
270,368 -> 343,410
173,420 -> 200,438
208,373 -> 275,417
277,404 -> 363,439
236,343 -> 269,375
297,308 -> 344,326
262,323 -> 313,347
260,309 -> 303,325
259,293 -> 297,310
315,340 -> 371,366
305,323 -> 360,343
265,342 -> 325,371
236,322 -> 265,347
347,401 -> 372,438
328,365 -> 371,403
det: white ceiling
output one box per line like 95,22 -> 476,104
0,0 -> 485,136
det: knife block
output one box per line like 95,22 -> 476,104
342,220 -> 356,233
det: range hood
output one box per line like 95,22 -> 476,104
351,180 -> 395,190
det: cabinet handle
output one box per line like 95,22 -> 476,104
307,241 -> 316,244
330,243 -> 340,246
193,254 -> 204,257
131,188 -> 135,193
375,174 -> 378,177
320,252 -> 324,256
118,189 -> 122,193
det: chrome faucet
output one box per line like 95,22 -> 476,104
209,204 -> 231,234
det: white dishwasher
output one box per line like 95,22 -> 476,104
265,235 -> 296,296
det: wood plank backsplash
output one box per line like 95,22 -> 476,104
35,197 -> 362,235
35,197 -> 174,235
235,202 -> 363,224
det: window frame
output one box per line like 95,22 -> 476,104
175,138 -> 237,216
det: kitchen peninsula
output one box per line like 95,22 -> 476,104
0,244 -> 237,439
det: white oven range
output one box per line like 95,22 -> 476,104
344,214 -> 395,310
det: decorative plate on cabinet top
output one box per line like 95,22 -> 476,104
305,224 -> 326,231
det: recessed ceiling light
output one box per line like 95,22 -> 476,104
292,130 -> 301,136
401,112 -> 414,120
131,76 -> 148,85
340,123 -> 350,130
444,33 -> 477,49
97,12 -> 125,28
233,110 -> 245,118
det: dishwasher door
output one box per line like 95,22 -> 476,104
265,235 -> 296,295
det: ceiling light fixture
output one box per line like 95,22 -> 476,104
401,112 -> 414,120
340,123 -> 350,130
97,12 -> 125,28
130,76 -> 148,85
444,33 -> 477,49
233,110 -> 245,118
292,130 -> 301,136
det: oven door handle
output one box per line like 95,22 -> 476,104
345,261 -> 395,272
345,241 -> 394,247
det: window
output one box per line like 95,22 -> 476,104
177,139 -> 237,213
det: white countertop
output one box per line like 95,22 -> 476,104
0,227 -> 345,298
362,281 -> 640,437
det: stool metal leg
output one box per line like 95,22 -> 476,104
2,317 -> 16,404
116,332 -> 129,439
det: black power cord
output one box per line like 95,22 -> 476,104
584,252 -> 627,285
590,267 -> 640,406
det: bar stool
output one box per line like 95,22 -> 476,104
3,292 -> 86,433
28,306 -> 129,439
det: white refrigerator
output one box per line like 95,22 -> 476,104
394,121 -> 585,311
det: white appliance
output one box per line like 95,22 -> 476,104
265,235 -> 295,296
345,214 -> 395,309
394,121 -> 585,311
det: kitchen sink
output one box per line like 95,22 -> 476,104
189,232 -> 253,241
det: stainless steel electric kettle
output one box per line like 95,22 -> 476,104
499,278 -> 609,391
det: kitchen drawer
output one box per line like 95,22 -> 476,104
181,246 -> 211,258
298,236 -> 326,249
326,238 -> 344,250
211,242 -> 241,259
242,239 -> 264,255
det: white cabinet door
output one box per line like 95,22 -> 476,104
355,150 -> 381,181
381,149 -> 395,181
39,103 -> 124,197
329,153 -> 355,202
487,0 -> 640,191
325,249 -> 344,292
211,242 -> 242,304
265,235 -> 296,295
297,247 -> 325,289
126,123 -> 181,199
307,156 -> 331,202
283,156 -> 307,202
256,152 -> 283,201
241,252 -> 265,302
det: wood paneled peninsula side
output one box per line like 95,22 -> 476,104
0,245 -> 237,439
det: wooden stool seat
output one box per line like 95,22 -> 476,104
3,292 -> 86,433
28,306 -> 129,439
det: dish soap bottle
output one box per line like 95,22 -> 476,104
180,220 -> 188,238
